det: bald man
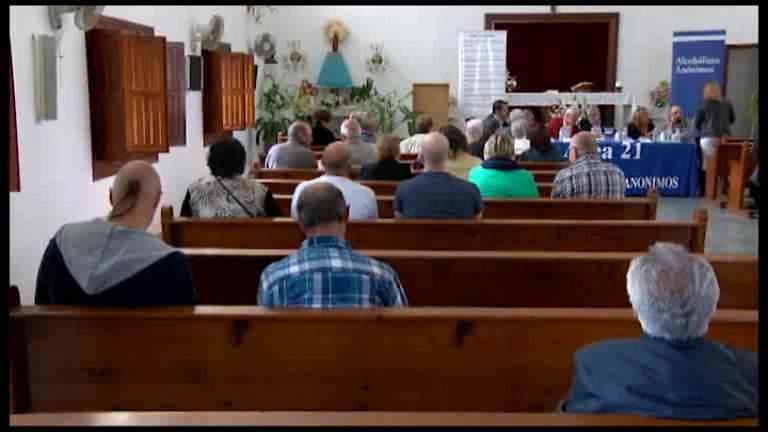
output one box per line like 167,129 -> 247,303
290,141 -> 378,220
394,132 -> 482,219
340,119 -> 377,167
264,121 -> 316,169
35,161 -> 195,306
551,132 -> 626,199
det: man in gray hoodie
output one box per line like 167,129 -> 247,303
35,161 -> 195,306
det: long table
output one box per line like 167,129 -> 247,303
553,141 -> 699,197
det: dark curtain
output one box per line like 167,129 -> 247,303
498,22 -> 610,92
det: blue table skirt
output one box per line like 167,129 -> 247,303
553,141 -> 700,197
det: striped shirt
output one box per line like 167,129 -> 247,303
257,236 -> 408,308
551,154 -> 626,199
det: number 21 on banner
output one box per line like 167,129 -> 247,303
621,142 -> 642,160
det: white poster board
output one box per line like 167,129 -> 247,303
458,31 -> 507,118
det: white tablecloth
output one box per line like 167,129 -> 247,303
505,92 -> 636,129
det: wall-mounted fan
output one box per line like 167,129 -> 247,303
191,14 -> 224,54
251,32 -> 278,64
48,6 -> 105,31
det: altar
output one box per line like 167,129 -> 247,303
506,92 -> 636,130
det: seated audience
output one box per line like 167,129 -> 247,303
552,132 -> 625,199
627,106 -> 656,139
400,115 -> 433,154
292,141 -> 378,220
586,105 -> 606,137
626,123 -> 643,141
35,161 -> 195,306
547,106 -> 580,140
182,137 -> 281,218
341,119 -> 377,167
395,132 -> 482,219
509,120 -> 530,154
482,99 -> 510,133
349,111 -> 378,144
264,121 -> 317,169
660,105 -> 695,142
519,125 -> 564,162
561,243 -> 757,420
469,123 -> 496,160
360,135 -> 414,181
469,133 -> 539,198
258,182 -> 408,308
442,125 -> 482,180
311,109 -> 337,148
465,119 -> 485,157
508,108 -> 527,126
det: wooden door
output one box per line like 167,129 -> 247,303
243,53 -> 255,128
122,34 -> 168,153
165,42 -> 186,147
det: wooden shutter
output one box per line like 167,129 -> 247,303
228,53 -> 245,131
243,53 -> 255,128
165,42 -> 186,147
122,34 -> 168,153
203,50 -> 225,133
9,40 -> 19,192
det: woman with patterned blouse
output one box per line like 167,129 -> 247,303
181,137 -> 281,218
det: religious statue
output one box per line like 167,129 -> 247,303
316,19 -> 353,89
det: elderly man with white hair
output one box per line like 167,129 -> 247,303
560,242 -> 757,420
394,132 -> 482,220
349,111 -> 378,144
264,121 -> 317,169
547,105 -> 580,141
340,118 -> 376,167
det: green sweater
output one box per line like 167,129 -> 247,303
468,164 -> 540,198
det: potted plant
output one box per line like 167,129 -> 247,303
357,89 -> 418,136
254,77 -> 292,149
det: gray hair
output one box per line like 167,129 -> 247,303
565,106 -> 580,118
509,108 -> 527,124
288,121 -> 310,141
510,120 -> 527,140
341,119 -> 362,139
466,119 -> 484,142
296,182 -> 347,230
626,243 -> 720,341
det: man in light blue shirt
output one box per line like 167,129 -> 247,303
291,141 -> 378,220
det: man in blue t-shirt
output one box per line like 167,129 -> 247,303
394,132 -> 483,220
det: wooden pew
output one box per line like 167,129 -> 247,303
160,206 -> 708,252
258,168 -> 559,183
271,193 -> 658,220
705,140 -> 751,201
727,142 -> 757,215
262,179 -> 553,197
183,250 -> 757,309
9,306 -> 756,413
9,411 -> 758,426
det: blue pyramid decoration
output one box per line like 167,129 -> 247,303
316,52 -> 353,89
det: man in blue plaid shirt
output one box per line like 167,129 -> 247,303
551,132 -> 626,199
258,182 -> 408,308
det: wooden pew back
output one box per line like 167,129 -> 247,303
258,168 -> 558,183
271,195 -> 658,220
183,250 -> 757,309
9,411 -> 758,426
161,207 -> 707,252
261,179 -> 553,197
9,306 -> 756,413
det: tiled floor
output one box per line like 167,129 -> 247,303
656,197 -> 758,255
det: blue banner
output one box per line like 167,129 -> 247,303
670,30 -> 726,119
554,142 -> 700,197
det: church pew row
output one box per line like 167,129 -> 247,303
262,179 -> 553,197
8,304 -> 756,413
9,411 -> 758,426
182,250 -> 757,309
160,206 -> 707,252
258,168 -> 559,183
271,193 -> 658,220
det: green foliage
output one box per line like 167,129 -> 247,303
350,78 -> 376,104
356,87 -> 417,136
254,77 -> 292,145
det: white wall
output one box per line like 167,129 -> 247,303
257,6 -> 758,110
10,6 -> 251,303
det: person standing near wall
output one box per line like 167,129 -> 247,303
694,81 -> 736,196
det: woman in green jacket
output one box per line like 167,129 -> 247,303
468,133 -> 539,198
